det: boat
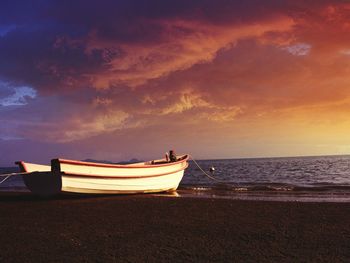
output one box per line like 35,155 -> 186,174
15,154 -> 189,196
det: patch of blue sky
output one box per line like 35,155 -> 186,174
282,43 -> 312,56
0,135 -> 24,140
0,25 -> 17,37
0,86 -> 37,106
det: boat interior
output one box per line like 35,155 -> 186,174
147,154 -> 188,165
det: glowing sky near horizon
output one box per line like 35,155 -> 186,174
1,0 -> 350,165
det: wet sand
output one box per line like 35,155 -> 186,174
0,193 -> 349,262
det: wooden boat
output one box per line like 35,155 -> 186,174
15,155 -> 189,196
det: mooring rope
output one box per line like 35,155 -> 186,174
0,174 -> 13,185
0,172 -> 30,177
0,172 -> 31,186
189,155 -> 227,184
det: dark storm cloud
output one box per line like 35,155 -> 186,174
45,0 -> 332,26
0,0 -> 49,25
0,0 -> 344,94
0,28 -> 114,94
42,0 -> 298,43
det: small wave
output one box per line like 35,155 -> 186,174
233,187 -> 248,191
267,186 -> 294,191
191,187 -> 212,191
180,183 -> 350,193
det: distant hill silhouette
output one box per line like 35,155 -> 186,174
82,159 -> 116,164
0,167 -> 18,174
117,158 -> 143,164
82,158 -> 143,165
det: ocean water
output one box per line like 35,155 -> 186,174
179,155 -> 350,202
0,167 -> 26,192
1,155 -> 350,202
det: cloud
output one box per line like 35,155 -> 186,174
0,0 -> 298,94
0,95 -> 129,142
85,16 -> 295,89
291,2 -> 350,53
2,0 -> 350,164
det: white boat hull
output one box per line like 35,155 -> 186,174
16,155 -> 189,196
61,170 -> 184,194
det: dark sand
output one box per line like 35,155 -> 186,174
0,193 -> 349,263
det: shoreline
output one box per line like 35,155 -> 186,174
0,193 -> 349,262
1,188 -> 350,203
175,189 -> 350,203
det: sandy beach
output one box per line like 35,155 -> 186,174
0,193 -> 349,262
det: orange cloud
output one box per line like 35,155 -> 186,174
85,15 -> 295,89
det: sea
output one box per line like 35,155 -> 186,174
1,155 -> 350,202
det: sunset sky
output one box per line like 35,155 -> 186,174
1,0 -> 350,165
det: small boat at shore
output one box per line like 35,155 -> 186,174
15,154 -> 189,196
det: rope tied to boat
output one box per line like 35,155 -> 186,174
0,172 -> 31,186
0,174 -> 14,186
189,155 -> 227,184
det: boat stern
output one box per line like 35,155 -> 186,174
15,161 -> 62,197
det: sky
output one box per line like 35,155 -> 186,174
1,0 -> 350,165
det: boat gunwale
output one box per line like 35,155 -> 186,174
55,154 -> 189,169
